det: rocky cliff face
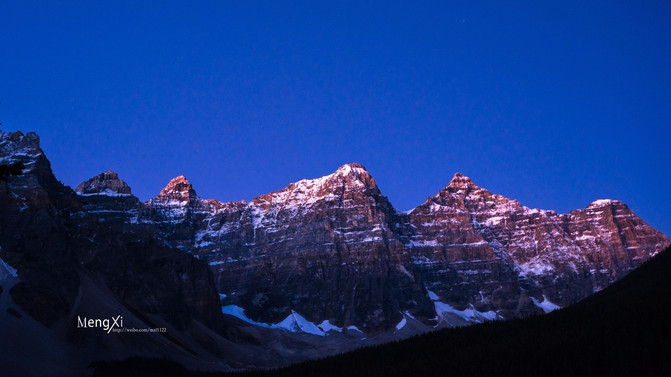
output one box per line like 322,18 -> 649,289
0,131 -> 80,327
72,170 -> 224,333
75,169 -> 133,196
403,173 -> 669,323
141,167 -> 669,331
0,131 -> 233,375
145,164 -> 433,331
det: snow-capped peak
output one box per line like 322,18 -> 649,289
331,163 -> 375,186
587,199 -> 621,208
336,163 -> 369,177
254,163 -> 379,208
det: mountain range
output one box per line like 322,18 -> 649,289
0,130 -> 668,376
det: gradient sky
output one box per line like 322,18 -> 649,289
1,1 -> 670,236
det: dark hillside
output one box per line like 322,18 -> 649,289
93,246 -> 671,377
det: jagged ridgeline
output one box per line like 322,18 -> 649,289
82,157 -> 667,333
0,130 -> 669,376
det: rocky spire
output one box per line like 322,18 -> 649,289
157,175 -> 198,201
76,170 -> 132,196
330,163 -> 378,190
447,173 -> 477,190
0,131 -> 41,156
0,131 -> 43,170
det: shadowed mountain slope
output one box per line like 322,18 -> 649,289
92,245 -> 671,377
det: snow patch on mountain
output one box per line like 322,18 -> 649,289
395,316 -> 407,330
276,311 -> 325,336
408,240 -> 440,248
346,325 -> 363,333
221,305 -> 327,336
77,189 -> 132,197
427,289 -> 498,324
588,199 -> 617,208
531,296 -> 561,313
517,259 -> 556,276
0,256 -> 18,283
317,320 -> 343,333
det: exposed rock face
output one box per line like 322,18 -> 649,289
143,168 -> 669,331
402,175 -> 529,319
75,169 -> 132,196
146,164 -> 433,331
144,175 -> 222,252
0,131 -> 229,371
403,173 -> 669,321
74,169 -> 140,227
68,168 -> 224,333
0,131 -> 80,327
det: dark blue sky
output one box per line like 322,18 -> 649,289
1,1 -> 670,236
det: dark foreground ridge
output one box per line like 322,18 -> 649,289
92,245 -> 671,377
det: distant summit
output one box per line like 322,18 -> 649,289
76,170 -> 132,196
159,175 -> 197,198
446,172 -> 477,189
